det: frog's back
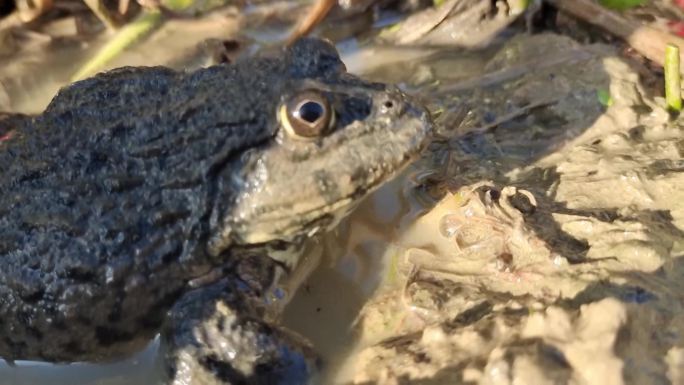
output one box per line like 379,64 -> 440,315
0,60 -> 284,361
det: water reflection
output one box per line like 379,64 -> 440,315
0,339 -> 159,385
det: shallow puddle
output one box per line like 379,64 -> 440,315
0,345 -> 157,385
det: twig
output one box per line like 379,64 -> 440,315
545,0 -> 684,75
465,98 -> 561,135
83,0 -> 121,32
285,0 -> 336,46
387,0 -> 462,44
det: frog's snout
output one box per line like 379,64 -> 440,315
375,87 -> 408,118
378,86 -> 433,134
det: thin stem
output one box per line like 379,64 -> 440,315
665,43 -> 682,112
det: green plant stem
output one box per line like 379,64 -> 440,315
665,43 -> 682,112
71,9 -> 163,82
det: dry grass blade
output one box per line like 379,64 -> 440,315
71,9 -> 163,81
435,48 -> 593,94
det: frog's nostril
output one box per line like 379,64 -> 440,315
379,93 -> 407,117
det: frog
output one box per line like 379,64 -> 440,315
0,38 -> 432,384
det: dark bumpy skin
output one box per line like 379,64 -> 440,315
0,38 -> 431,382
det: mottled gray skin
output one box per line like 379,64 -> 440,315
0,39 -> 431,383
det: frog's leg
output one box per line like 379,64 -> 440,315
161,256 -> 320,385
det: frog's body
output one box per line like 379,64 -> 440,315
0,39 -> 431,383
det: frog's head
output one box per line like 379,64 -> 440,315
208,38 -> 432,259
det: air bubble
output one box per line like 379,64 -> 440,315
439,214 -> 464,238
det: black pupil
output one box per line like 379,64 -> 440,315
298,101 -> 324,124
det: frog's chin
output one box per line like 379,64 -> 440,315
208,192 -> 361,258
235,150 -> 417,247
235,195 -> 356,246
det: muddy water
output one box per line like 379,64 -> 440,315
319,34 -> 684,384
2,10 -> 684,385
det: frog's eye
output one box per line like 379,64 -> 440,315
280,90 -> 334,140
